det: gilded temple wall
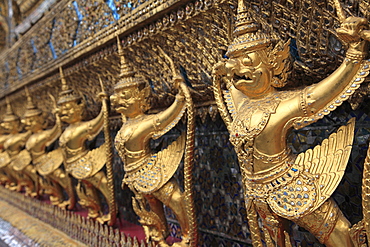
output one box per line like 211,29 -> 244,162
1,0 -> 370,246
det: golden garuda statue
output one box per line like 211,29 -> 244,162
213,0 -> 370,246
57,67 -> 116,226
0,125 -> 9,185
1,98 -> 34,195
0,99 -> 22,190
8,88 -> 45,198
23,87 -> 75,209
111,37 -> 198,246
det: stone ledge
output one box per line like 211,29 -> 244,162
0,199 -> 86,247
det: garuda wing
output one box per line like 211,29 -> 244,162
268,118 -> 355,219
65,144 -> 106,180
125,132 -> 186,194
0,151 -> 10,168
34,148 -> 64,176
12,149 -> 32,171
296,117 -> 355,201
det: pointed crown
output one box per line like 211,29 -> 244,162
226,0 -> 272,58
114,36 -> 146,90
24,87 -> 42,118
3,97 -> 19,122
57,67 -> 81,105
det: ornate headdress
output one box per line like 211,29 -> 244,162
114,36 -> 146,90
57,67 -> 81,105
24,87 -> 42,118
3,97 -> 19,122
226,0 -> 272,58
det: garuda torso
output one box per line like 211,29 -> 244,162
4,132 -> 32,171
115,112 -> 185,194
0,134 -> 8,150
226,89 -> 356,220
59,122 -> 106,180
26,129 -> 63,176
0,134 -> 11,168
4,132 -> 31,158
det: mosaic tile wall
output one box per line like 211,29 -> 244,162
46,94 -> 370,247
287,98 -> 370,247
2,0 -> 369,246
148,97 -> 370,246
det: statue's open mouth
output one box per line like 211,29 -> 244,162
116,104 -> 128,111
234,74 -> 253,83
118,104 -> 128,108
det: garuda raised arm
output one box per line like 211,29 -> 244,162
111,37 -> 197,246
0,100 -> 27,191
0,124 -> 10,185
23,87 -> 75,209
213,0 -> 370,246
57,67 -> 116,225
1,99 -> 33,196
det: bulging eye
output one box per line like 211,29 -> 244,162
120,90 -> 132,100
242,56 -> 253,66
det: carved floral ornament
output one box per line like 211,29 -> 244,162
1,0 -> 370,112
0,0 -> 233,121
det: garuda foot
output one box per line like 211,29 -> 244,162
172,236 -> 190,247
96,214 -> 110,224
57,199 -> 71,209
6,184 -> 17,191
172,243 -> 188,247
30,191 -> 38,198
25,187 -> 38,198
157,239 -> 169,247
50,196 -> 63,206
